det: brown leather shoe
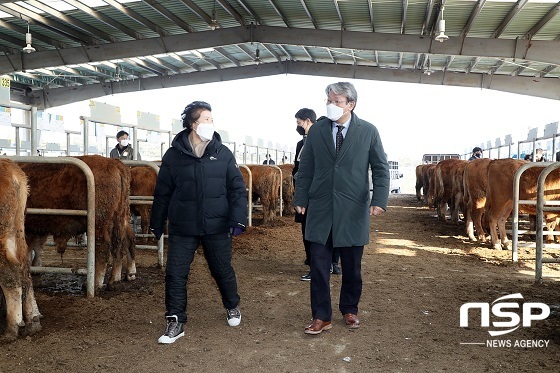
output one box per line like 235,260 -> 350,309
343,313 -> 360,329
304,319 -> 332,335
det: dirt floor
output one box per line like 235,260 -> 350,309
2,193 -> 560,372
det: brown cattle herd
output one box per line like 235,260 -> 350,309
415,157 -> 560,252
0,157 -> 293,342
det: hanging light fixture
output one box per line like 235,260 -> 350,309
423,55 -> 434,75
209,0 -> 219,30
23,23 -> 36,53
255,47 -> 261,65
435,6 -> 449,43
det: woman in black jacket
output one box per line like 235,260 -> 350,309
150,101 -> 248,344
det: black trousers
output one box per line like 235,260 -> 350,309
298,213 -> 340,267
309,231 -> 363,321
165,232 -> 240,323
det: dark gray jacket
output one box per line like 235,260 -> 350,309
150,129 -> 247,236
293,113 -> 389,247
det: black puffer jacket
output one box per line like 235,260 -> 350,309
150,129 -> 248,236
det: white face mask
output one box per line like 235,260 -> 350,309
326,103 -> 345,121
120,139 -> 129,147
196,122 -> 215,141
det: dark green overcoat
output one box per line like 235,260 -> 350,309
293,113 -> 390,247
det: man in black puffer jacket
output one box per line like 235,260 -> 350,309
150,101 -> 248,344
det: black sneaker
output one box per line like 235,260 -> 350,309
331,263 -> 341,275
158,315 -> 184,344
300,272 -> 311,281
227,307 -> 241,326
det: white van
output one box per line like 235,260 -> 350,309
388,160 -> 403,193
368,160 -> 403,196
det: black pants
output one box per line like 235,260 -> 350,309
309,231 -> 363,321
298,213 -> 340,267
165,232 -> 240,323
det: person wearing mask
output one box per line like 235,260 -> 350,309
293,109 -> 340,282
294,82 -> 390,335
109,130 -> 141,160
150,101 -> 248,344
468,147 -> 482,161
263,154 -> 276,165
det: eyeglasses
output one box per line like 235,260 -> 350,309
325,99 -> 348,106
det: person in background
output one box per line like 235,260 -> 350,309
294,82 -> 390,335
294,109 -> 340,282
150,100 -> 248,344
263,154 -> 276,165
468,147 -> 482,161
525,148 -> 546,162
110,130 -> 141,160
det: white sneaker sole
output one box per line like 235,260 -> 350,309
158,331 -> 184,344
227,315 -> 241,327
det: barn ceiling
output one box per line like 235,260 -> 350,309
2,0 -> 560,109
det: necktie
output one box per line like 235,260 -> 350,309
336,125 -> 344,154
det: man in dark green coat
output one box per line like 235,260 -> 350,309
294,81 -> 390,335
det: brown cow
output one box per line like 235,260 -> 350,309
21,155 -> 136,291
278,164 -> 295,216
434,159 -> 468,223
422,163 -> 436,206
485,158 -> 560,250
462,158 -> 492,242
415,164 -> 424,201
130,165 -> 158,241
450,160 -> 469,224
240,164 -> 281,224
0,159 -> 42,342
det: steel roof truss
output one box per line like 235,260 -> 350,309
492,0 -> 529,38
65,0 -> 144,40
0,19 -> 68,49
332,0 -> 344,30
142,0 -> 196,33
524,2 -> 560,40
461,0 -> 486,37
103,0 -> 168,37
216,0 -> 247,26
299,0 -> 317,29
214,46 -> 241,66
267,0 -> 291,27
0,3 -> 97,45
26,0 -> 116,43
401,0 -> 408,35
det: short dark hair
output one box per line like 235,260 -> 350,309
181,101 -> 212,130
472,147 -> 482,153
116,130 -> 129,139
294,108 -> 317,123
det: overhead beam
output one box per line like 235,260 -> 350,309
3,25 -> 560,74
523,2 -> 560,40
492,0 -> 529,38
24,60 -> 560,109
461,0 -> 486,37
401,0 -> 408,35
